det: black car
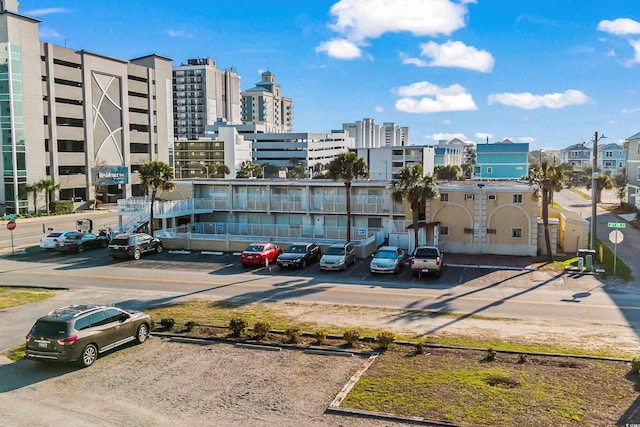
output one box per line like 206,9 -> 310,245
108,233 -> 163,260
277,242 -> 322,269
56,232 -> 109,253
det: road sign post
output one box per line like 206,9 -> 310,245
608,229 -> 624,277
7,220 -> 16,255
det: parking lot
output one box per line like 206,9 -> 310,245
16,245 -> 496,289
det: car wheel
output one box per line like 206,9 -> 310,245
136,324 -> 149,344
77,244 -> 85,253
133,249 -> 141,260
101,240 -> 108,248
301,260 -> 307,269
79,344 -> 98,367
156,244 -> 163,254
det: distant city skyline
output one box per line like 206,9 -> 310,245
23,0 -> 640,149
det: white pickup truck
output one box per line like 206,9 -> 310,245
410,246 -> 444,278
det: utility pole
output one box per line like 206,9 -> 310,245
590,131 -> 605,250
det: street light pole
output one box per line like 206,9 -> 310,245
590,131 -> 606,250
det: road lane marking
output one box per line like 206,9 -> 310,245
9,269 -> 640,311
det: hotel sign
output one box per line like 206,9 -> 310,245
92,166 -> 129,185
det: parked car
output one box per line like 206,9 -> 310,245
411,246 -> 444,277
240,242 -> 282,267
108,233 -> 163,260
277,242 -> 322,269
25,304 -> 151,367
370,246 -> 406,274
40,230 -> 78,250
56,232 -> 109,253
319,241 -> 356,271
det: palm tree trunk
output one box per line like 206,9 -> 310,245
345,181 -> 352,242
542,189 -> 553,261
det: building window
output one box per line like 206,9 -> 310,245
439,225 -> 449,236
511,228 -> 523,239
513,194 -> 523,204
488,194 -> 497,200
465,194 -> 474,200
439,193 -> 449,202
486,228 -> 496,234
605,151 -> 613,157
464,228 -> 474,234
486,167 -> 493,174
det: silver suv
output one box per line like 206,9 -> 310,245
25,304 -> 151,367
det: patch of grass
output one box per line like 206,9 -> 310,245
0,287 -> 55,309
343,347 -> 638,426
4,344 -> 25,361
570,188 -> 591,199
595,239 -> 633,281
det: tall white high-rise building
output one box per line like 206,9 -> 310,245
342,118 -> 409,148
173,58 -> 241,140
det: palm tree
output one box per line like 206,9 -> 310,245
586,173 -> 613,203
391,165 -> 439,248
40,179 -> 61,214
26,180 -> 46,214
212,163 -> 230,178
526,160 -> 565,261
139,160 -> 175,235
326,152 -> 370,242
236,160 -> 261,178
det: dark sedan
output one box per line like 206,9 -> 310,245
56,232 -> 109,253
276,242 -> 322,269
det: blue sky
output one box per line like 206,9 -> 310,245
22,0 -> 640,150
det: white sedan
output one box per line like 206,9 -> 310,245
39,230 -> 78,250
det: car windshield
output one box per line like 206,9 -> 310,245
67,234 -> 83,241
415,248 -> 439,257
31,320 -> 68,338
325,247 -> 345,255
46,232 -> 63,238
286,245 -> 306,253
375,251 -> 396,259
245,245 -> 265,252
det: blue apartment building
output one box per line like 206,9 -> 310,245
472,142 -> 529,180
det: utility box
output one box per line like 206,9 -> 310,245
577,249 -> 596,271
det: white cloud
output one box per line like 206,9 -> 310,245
621,107 -> 640,113
487,89 -> 590,109
374,106 -> 384,113
318,0 -> 472,58
442,119 -> 451,125
403,41 -> 494,72
315,38 -> 362,59
38,27 -> 62,39
518,136 -> 536,144
394,81 -> 477,113
597,18 -> 640,36
22,8 -> 69,16
430,132 -> 467,141
475,132 -> 494,141
168,30 -> 193,38
606,49 -> 616,57
626,39 -> 640,65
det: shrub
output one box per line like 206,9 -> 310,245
518,353 -> 528,364
314,329 -> 328,344
486,348 -> 497,362
285,326 -> 301,343
184,321 -> 197,332
253,321 -> 272,340
343,329 -> 360,347
631,357 -> 640,374
149,320 -> 156,331
376,331 -> 396,351
89,199 -> 103,207
159,318 -> 175,330
415,341 -> 425,354
229,317 -> 248,336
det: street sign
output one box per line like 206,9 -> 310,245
607,222 -> 626,229
609,230 -> 624,244
6,220 -> 16,231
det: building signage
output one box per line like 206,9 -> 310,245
93,166 -> 129,185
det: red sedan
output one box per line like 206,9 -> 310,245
240,242 -> 282,267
